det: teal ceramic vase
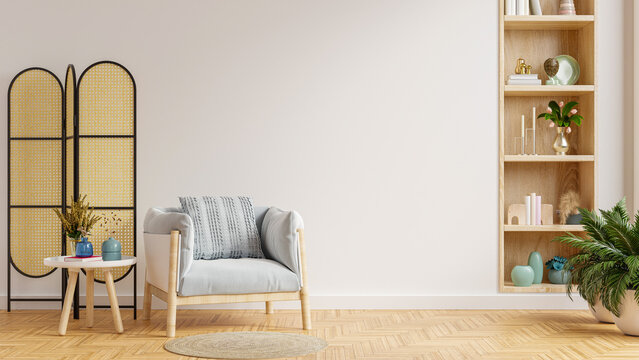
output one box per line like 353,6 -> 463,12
528,251 -> 543,284
511,265 -> 534,287
101,237 -> 122,261
75,237 -> 93,258
548,269 -> 570,284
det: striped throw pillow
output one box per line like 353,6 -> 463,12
179,196 -> 264,260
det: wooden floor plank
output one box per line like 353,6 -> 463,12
0,309 -> 636,359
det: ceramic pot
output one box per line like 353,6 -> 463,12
559,0 -> 576,15
75,237 -> 93,258
613,290 -> 639,336
553,127 -> 570,155
590,299 -> 615,324
528,251 -> 543,284
548,269 -> 570,284
566,213 -> 583,225
511,265 -> 534,287
102,237 -> 122,261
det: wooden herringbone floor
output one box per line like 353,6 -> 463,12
0,309 -> 637,359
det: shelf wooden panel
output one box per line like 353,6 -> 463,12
503,282 -> 576,293
504,155 -> 595,163
504,85 -> 595,96
504,225 -> 584,232
504,15 -> 594,30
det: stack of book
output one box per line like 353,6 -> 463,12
64,255 -> 102,262
505,0 -> 542,15
507,74 -> 541,86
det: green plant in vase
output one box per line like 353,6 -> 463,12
545,256 -> 571,284
554,199 -> 639,334
53,195 -> 101,256
537,100 -> 584,155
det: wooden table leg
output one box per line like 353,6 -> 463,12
104,269 -> 124,333
86,270 -> 94,328
59,270 -> 78,335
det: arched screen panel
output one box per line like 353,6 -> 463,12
77,61 -> 136,283
8,68 -> 63,277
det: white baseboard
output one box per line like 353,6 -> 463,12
0,295 -> 588,310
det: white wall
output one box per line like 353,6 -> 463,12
0,0 -> 632,309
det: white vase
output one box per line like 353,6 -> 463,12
589,299 -> 614,324
613,290 -> 639,336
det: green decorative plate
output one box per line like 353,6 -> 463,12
555,55 -> 580,85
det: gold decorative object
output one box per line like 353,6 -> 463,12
515,58 -> 527,74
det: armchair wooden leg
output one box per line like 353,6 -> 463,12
167,304 -> 177,338
300,291 -> 311,330
265,301 -> 274,314
143,280 -> 152,320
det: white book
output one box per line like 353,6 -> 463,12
530,0 -> 542,15
507,79 -> 542,85
509,74 -> 539,80
530,193 -> 536,226
516,0 -> 526,15
506,0 -> 516,15
64,255 -> 102,262
525,196 -> 531,225
525,0 -> 530,15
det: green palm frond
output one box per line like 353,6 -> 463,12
555,199 -> 639,313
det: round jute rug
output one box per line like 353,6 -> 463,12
164,332 -> 328,359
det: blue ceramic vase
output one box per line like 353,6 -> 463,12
528,251 -> 543,284
548,269 -> 570,284
102,237 -> 122,261
75,237 -> 93,258
511,265 -> 534,287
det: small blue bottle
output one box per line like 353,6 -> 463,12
75,237 -> 93,258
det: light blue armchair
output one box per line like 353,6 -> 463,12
142,206 -> 310,337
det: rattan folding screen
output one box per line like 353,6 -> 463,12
7,61 -> 136,319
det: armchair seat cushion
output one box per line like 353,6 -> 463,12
179,258 -> 300,296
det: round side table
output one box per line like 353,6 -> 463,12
43,256 -> 137,335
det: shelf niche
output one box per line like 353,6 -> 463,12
504,25 -> 594,86
533,0 -> 594,16
504,231 -> 580,288
504,93 -> 594,156
504,161 -> 594,225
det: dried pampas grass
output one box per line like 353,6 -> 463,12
559,191 -> 580,224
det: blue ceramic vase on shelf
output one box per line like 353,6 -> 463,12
548,269 -> 570,284
102,237 -> 122,261
511,265 -> 534,287
528,251 -> 543,284
75,237 -> 93,258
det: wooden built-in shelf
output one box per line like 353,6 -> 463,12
505,85 -> 595,96
504,155 -> 595,162
503,282 -> 577,293
504,225 -> 584,232
504,15 -> 594,30
499,0 -> 596,294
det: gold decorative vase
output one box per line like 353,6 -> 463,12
553,127 -> 570,155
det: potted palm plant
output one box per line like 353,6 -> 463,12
554,199 -> 639,332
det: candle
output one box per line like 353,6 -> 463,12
532,107 -> 536,131
532,107 -> 536,155
521,115 -> 525,139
